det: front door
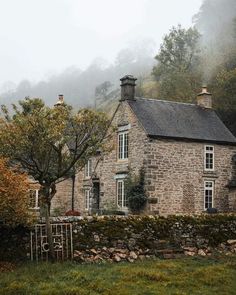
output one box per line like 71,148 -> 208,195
93,182 -> 100,212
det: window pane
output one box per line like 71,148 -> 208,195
124,133 -> 128,159
204,181 -> 213,209
85,159 -> 92,177
118,134 -> 123,159
85,190 -> 90,209
123,184 -> 128,207
88,159 -> 92,177
85,163 -> 88,177
29,190 -> 36,208
29,189 -> 39,209
117,181 -> 123,206
205,146 -> 214,170
117,180 -> 127,208
118,132 -> 128,160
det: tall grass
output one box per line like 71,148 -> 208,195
0,255 -> 236,295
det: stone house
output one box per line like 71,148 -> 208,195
49,75 -> 236,216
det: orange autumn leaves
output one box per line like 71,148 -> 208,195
0,158 -> 32,227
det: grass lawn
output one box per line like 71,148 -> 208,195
0,255 -> 236,295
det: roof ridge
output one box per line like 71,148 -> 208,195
134,97 -> 196,106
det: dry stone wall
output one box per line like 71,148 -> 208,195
1,215 -> 236,262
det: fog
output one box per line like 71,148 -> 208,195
194,0 -> 236,82
0,0 -> 202,105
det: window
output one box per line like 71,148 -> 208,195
85,159 -> 92,178
29,189 -> 40,209
117,179 -> 127,208
118,131 -> 128,160
204,181 -> 214,210
85,189 -> 90,210
204,145 -> 214,171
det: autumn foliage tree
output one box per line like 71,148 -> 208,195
0,97 -> 111,260
0,158 -> 31,227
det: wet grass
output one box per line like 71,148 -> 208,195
0,255 -> 236,295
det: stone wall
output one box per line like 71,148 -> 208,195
71,214 -> 236,262
1,215 -> 236,262
145,139 -> 236,215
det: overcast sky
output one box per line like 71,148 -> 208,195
0,0 -> 202,88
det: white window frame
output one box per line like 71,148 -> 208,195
118,131 -> 128,160
29,189 -> 40,210
117,179 -> 127,208
85,189 -> 90,210
204,180 -> 214,210
204,145 -> 214,171
85,159 -> 92,178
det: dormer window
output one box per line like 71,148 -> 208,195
118,131 -> 128,160
85,159 -> 92,178
204,145 -> 214,171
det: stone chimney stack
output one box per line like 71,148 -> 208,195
120,75 -> 137,101
197,87 -> 212,109
54,94 -> 64,107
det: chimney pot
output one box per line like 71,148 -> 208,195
120,75 -> 137,101
197,86 -> 212,109
54,94 -> 64,107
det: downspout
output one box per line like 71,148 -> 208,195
71,173 -> 75,211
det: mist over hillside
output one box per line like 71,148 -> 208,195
0,39 -> 156,110
1,0 -> 236,131
194,0 -> 236,82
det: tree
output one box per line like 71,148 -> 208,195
152,25 -> 202,102
0,97 -> 111,260
209,66 -> 236,136
95,81 -> 113,107
0,158 -> 31,227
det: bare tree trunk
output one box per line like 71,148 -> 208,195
45,201 -> 55,262
40,185 -> 55,262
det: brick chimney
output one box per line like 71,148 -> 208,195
197,87 -> 212,109
120,75 -> 137,101
54,94 -> 64,107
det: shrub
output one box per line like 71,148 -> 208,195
126,169 -> 148,214
65,210 -> 81,216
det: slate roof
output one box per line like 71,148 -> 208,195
128,98 -> 236,144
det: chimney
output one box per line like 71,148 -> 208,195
197,87 -> 212,108
120,75 -> 137,101
54,94 -> 64,107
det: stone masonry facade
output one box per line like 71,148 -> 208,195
50,76 -> 236,216
144,139 -> 236,215
73,99 -> 236,216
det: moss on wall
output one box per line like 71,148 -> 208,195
1,214 -> 236,262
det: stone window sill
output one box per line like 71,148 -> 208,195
83,177 -> 91,181
117,159 -> 128,163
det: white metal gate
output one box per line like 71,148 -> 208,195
30,223 -> 73,261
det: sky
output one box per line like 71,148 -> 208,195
0,0 -> 203,89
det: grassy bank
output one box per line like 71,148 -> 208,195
0,255 -> 236,295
